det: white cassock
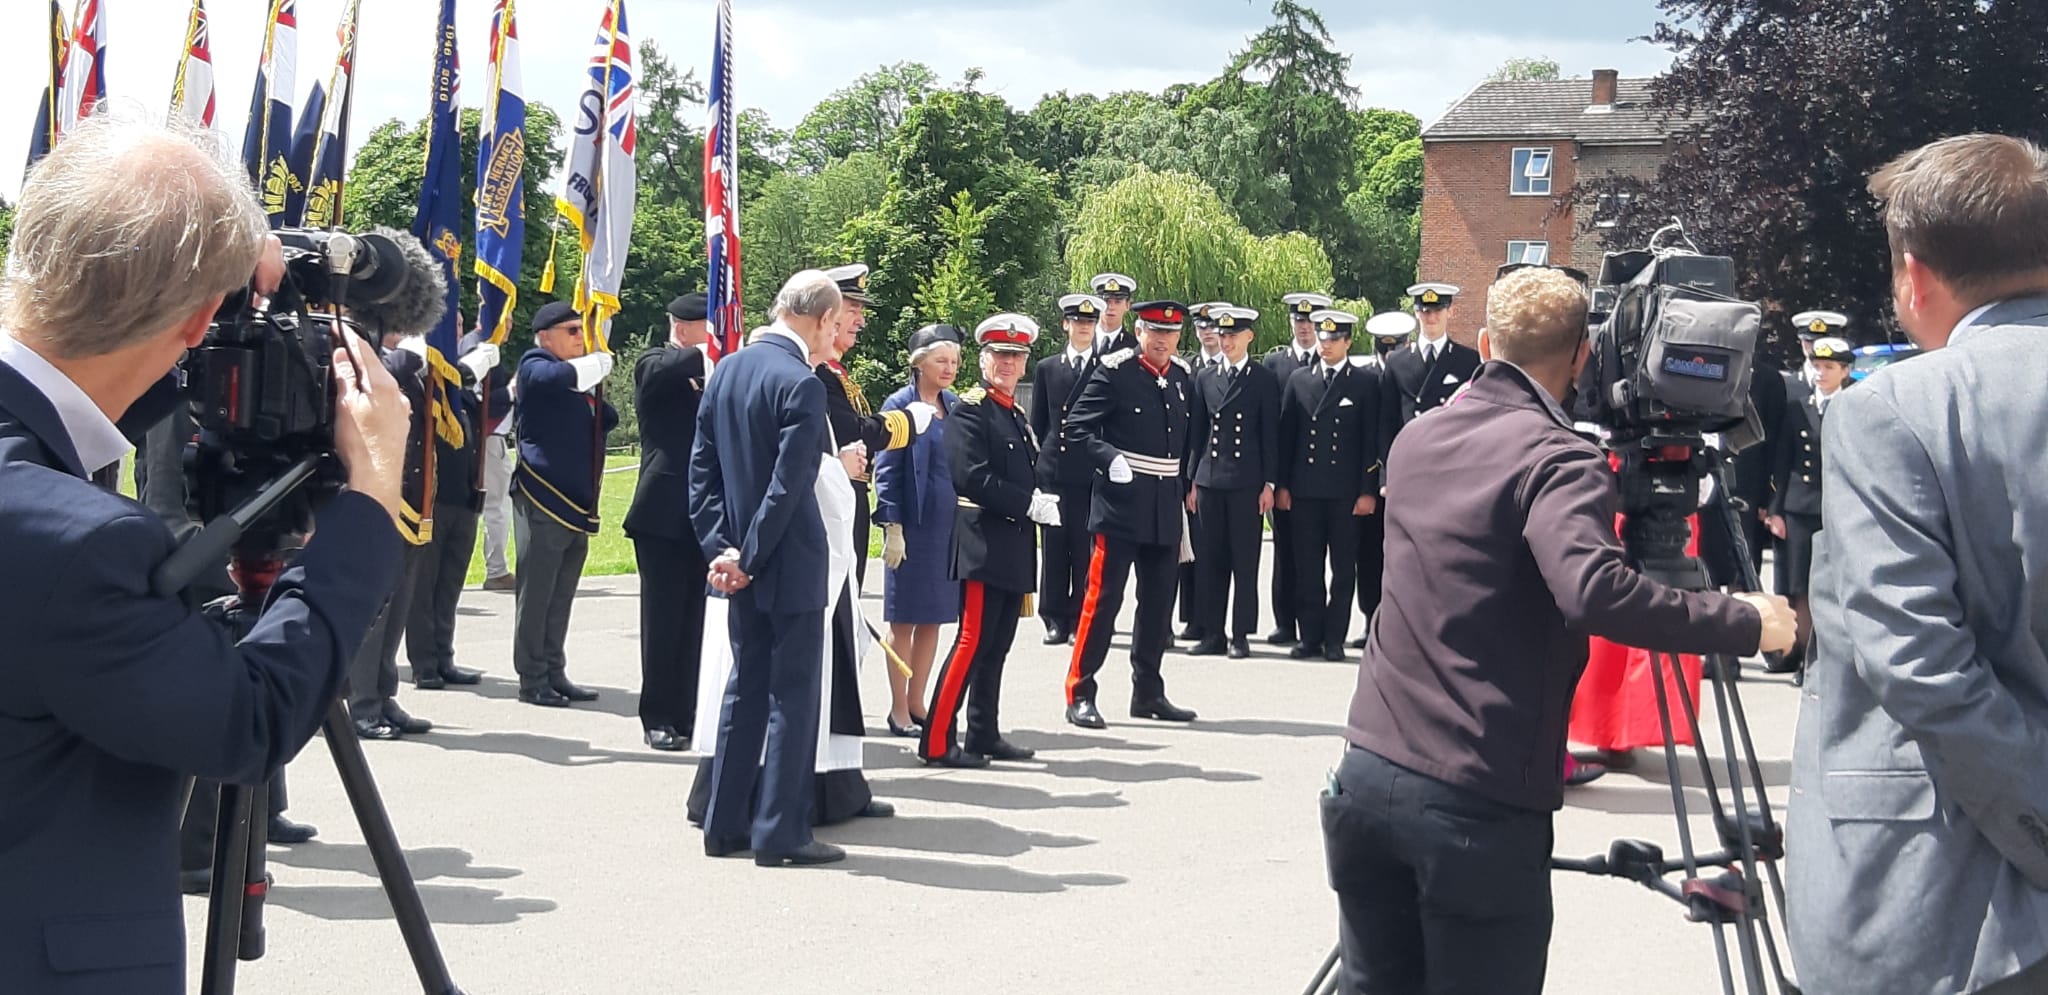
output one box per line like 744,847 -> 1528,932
692,451 -> 867,774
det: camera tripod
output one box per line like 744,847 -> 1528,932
157,454 -> 462,995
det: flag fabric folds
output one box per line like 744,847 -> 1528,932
25,1 -> 68,178
244,0 -> 300,227
302,0 -> 360,229
60,0 -> 108,132
169,0 -> 218,129
704,0 -> 743,363
475,0 -> 526,347
411,0 -> 468,458
553,0 -> 638,354
282,82 -> 325,227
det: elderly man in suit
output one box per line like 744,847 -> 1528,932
688,270 -> 845,867
1789,134 -> 2048,995
0,112 -> 408,992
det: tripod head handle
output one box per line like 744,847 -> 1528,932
150,454 -> 324,598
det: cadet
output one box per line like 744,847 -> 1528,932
1767,334 -> 1852,674
1063,301 -> 1200,728
817,263 -> 934,584
1263,291 -> 1332,647
919,314 -> 1062,767
1187,306 -> 1281,658
1790,309 -> 1847,386
1031,293 -> 1106,645
1177,301 -> 1231,645
1383,282 -> 1482,428
1276,310 -> 1387,661
1351,311 -> 1417,644
1091,273 -> 1137,357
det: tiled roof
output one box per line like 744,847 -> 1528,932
1424,78 -> 1685,144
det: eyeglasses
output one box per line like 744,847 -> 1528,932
1496,261 -> 1592,288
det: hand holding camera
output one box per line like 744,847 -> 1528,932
330,330 -> 412,529
1734,592 -> 1798,655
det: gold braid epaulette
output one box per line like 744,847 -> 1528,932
836,368 -> 872,417
880,410 -> 911,450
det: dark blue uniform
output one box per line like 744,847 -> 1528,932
1188,357 -> 1281,647
625,343 -> 708,740
1029,346 -> 1101,641
511,348 -> 618,698
1262,343 -> 1320,642
1278,357 -> 1388,658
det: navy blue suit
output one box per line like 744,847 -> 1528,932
0,363 -> 399,992
688,328 -> 830,854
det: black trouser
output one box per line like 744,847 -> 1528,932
920,581 -> 1024,759
851,482 -> 873,592
1322,746 -> 1553,995
405,503 -> 478,681
1195,485 -> 1262,639
1177,558 -> 1201,634
1354,507 -> 1385,622
1269,507 -> 1298,638
1066,533 -> 1176,704
1292,497 -> 1362,652
349,544 -> 425,722
1038,480 -> 1094,630
634,534 -> 708,736
512,493 -> 590,692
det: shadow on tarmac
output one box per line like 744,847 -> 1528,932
823,813 -> 1093,859
835,853 -> 1126,894
263,882 -> 558,924
446,674 -> 643,721
877,776 -> 1127,812
268,842 -> 522,882
408,729 -> 699,768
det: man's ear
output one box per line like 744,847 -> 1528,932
1476,327 -> 1494,361
176,295 -> 225,348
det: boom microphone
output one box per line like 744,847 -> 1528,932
273,226 -> 448,338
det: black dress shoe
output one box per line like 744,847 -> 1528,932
438,665 -> 484,685
1227,637 -> 1251,660
704,836 -> 750,858
1131,697 -> 1198,722
644,727 -> 685,752
550,680 -> 600,702
1187,638 -> 1227,657
755,842 -> 846,867
974,739 -> 1037,762
1265,628 -> 1296,646
1323,646 -> 1348,662
886,716 -> 922,738
1177,625 -> 1205,642
858,799 -> 896,818
518,687 -> 572,708
413,672 -> 447,690
1289,643 -> 1320,660
354,718 -> 402,740
923,747 -> 990,769
1347,636 -> 1369,649
267,816 -> 317,845
1066,699 -> 1107,730
1043,622 -> 1070,645
383,706 -> 432,735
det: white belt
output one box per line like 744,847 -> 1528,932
1119,451 -> 1181,478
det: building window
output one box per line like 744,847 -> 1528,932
1507,240 -> 1550,265
1594,192 -> 1633,228
1512,147 -> 1553,196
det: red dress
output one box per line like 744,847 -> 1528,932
1567,477 -> 1705,752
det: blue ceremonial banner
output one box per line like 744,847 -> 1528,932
475,0 -> 526,347
302,0 -> 360,230
282,81 -> 324,227
412,0 -> 467,448
242,0 -> 299,227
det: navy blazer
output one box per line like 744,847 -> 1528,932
624,343 -> 706,543
688,330 -> 831,615
0,363 -> 399,992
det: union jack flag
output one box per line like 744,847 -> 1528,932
62,0 -> 108,130
704,0 -> 742,363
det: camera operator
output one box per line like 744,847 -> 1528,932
0,113 -> 408,991
1320,266 -> 1795,995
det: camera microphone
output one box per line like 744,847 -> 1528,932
324,227 -> 449,339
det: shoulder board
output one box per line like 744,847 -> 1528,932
1099,351 -> 1132,369
959,387 -> 987,405
1170,356 -> 1191,373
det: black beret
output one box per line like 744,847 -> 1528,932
532,301 -> 580,333
668,293 -> 709,322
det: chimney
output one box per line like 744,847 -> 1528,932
1591,69 -> 1619,108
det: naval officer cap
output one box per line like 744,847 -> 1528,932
1792,309 -> 1849,341
1091,273 -> 1136,299
824,263 -> 871,304
974,313 -> 1039,354
1190,302 -> 1232,328
667,292 -> 709,322
1409,283 -> 1460,310
1810,336 -> 1854,364
1309,309 -> 1360,340
1365,311 -> 1419,340
1283,292 -> 1334,319
1059,293 -> 1105,321
1133,301 -> 1188,330
1212,306 -> 1260,333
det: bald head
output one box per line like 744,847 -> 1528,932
3,109 -> 266,359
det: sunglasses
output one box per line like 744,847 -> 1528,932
1496,261 -> 1592,288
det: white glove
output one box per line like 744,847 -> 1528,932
568,352 -> 615,393
882,523 -> 907,569
906,401 -> 938,434
460,342 -> 502,381
1107,455 -> 1134,484
1027,490 -> 1062,527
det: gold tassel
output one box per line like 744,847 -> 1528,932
1021,593 -> 1035,619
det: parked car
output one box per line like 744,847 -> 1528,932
1852,342 -> 1921,382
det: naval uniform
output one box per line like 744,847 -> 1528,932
1770,378 -> 1832,597
1030,343 -> 1101,638
624,341 -> 709,740
1188,355 -> 1281,642
1363,337 -> 1479,625
349,344 -> 434,729
1277,357 -> 1387,656
920,387 -> 1039,759
1064,351 -> 1193,708
1262,344 -> 1320,641
817,361 -> 919,587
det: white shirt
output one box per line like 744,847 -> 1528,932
1815,384 -> 1840,414
1064,343 -> 1093,365
1292,345 -> 1315,366
1319,360 -> 1347,379
763,322 -> 811,360
0,331 -> 132,475
1199,348 -> 1225,367
1954,302 -> 1998,341
1418,333 -> 1450,362
1223,355 -> 1250,377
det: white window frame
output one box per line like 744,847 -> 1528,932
1511,146 -> 1553,196
1594,192 -> 1633,229
1507,240 -> 1550,265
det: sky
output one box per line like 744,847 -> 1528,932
0,0 -> 1677,202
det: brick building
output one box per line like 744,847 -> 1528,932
1419,70 -> 1682,344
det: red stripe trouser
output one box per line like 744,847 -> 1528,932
919,581 -> 1027,759
1066,533 -> 1176,706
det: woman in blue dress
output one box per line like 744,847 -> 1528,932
874,324 -> 965,736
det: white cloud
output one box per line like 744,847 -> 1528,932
0,0 -> 1672,202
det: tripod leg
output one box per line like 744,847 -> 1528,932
199,784 -> 254,995
1301,944 -> 1340,995
240,783 -> 269,961
322,700 -> 462,995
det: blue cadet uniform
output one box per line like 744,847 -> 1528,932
1031,293 -> 1110,646
1187,306 -> 1282,658
1263,290 -> 1333,646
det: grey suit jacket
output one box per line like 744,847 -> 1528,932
1788,295 -> 2048,994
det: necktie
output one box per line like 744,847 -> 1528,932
1325,366 -> 1338,384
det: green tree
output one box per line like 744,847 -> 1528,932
912,190 -> 998,384
1488,57 -> 1563,82
636,40 -> 707,206
1227,0 -> 1360,235
0,195 -> 13,254
788,62 -> 938,172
